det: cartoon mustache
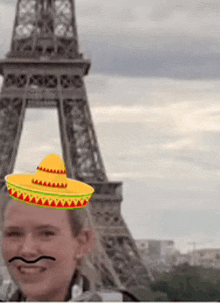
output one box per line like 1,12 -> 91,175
8,256 -> 56,263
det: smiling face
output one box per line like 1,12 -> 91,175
1,199 -> 86,301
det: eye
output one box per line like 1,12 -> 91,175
39,231 -> 56,237
4,231 -> 22,237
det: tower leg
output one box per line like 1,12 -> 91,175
57,97 -> 107,182
0,96 -> 26,190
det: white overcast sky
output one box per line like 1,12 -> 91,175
1,0 -> 220,253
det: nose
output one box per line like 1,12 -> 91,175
19,233 -> 39,258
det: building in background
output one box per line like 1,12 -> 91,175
137,239 -> 220,272
188,248 -> 220,268
136,239 -> 177,261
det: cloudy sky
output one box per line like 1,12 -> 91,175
1,0 -> 220,253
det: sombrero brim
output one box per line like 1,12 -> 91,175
5,174 -> 94,210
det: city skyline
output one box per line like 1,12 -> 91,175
1,0 -> 220,254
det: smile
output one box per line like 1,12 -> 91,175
18,266 -> 46,274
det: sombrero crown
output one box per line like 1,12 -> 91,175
5,154 -> 94,209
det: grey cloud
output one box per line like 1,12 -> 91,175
167,153 -> 220,172
0,0 -> 15,5
149,0 -> 220,21
78,0 -> 220,79
23,108 -> 57,122
160,209 -> 220,237
78,3 -> 136,24
122,179 -> 220,226
5,0 -> 16,3
81,35 -> 220,78
160,131 -> 220,172
95,121 -> 220,184
85,76 -> 110,96
95,122 -> 178,152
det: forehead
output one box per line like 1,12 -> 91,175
4,199 -> 69,228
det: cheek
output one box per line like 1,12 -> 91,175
42,238 -> 79,263
53,241 -> 79,265
44,238 -> 77,256
53,243 -> 78,263
2,239 -> 15,260
48,247 -> 78,279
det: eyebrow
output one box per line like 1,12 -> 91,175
35,225 -> 60,232
4,226 -> 22,231
4,225 -> 60,231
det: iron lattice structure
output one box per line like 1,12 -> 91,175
0,0 -> 152,291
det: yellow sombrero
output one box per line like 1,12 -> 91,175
5,154 -> 94,210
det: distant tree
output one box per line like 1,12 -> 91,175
150,263 -> 220,301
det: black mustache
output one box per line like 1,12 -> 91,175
9,256 -> 56,263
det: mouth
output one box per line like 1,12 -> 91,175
18,266 -> 46,274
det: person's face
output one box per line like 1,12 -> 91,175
1,199 -> 86,301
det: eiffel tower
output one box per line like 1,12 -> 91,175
0,0 -> 152,293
